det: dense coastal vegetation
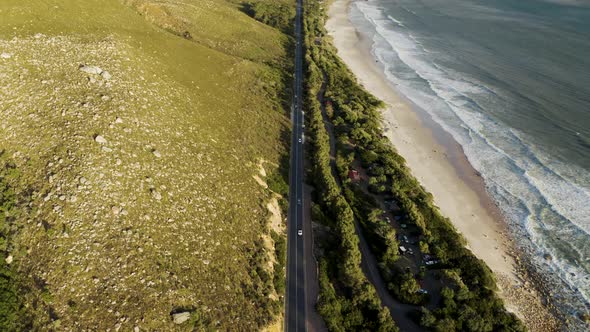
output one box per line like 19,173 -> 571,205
0,0 -> 294,330
303,0 -> 525,331
303,2 -> 397,331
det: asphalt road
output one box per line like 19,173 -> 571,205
285,0 -> 306,330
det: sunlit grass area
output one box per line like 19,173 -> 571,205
0,0 -> 293,330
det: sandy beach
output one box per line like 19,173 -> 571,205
326,0 -> 559,329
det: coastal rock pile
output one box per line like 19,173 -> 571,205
497,273 -> 560,331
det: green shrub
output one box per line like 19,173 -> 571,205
244,0 -> 295,33
303,1 -> 398,330
0,156 -> 25,330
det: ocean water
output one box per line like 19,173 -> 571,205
348,0 -> 590,322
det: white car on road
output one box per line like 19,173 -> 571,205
298,229 -> 303,236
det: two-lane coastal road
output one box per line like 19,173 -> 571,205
285,0 -> 306,330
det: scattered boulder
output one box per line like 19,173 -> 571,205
172,312 -> 190,324
152,150 -> 161,158
5,255 -> 13,265
79,65 -> 112,80
543,253 -> 552,261
94,135 -> 107,144
115,117 -> 123,124
101,71 -> 112,80
79,64 -> 103,75
151,189 -> 162,201
0,52 -> 12,59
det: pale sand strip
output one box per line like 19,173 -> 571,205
325,0 -> 559,329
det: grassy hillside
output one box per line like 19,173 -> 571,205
0,0 -> 293,330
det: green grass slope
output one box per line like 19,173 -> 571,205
0,0 -> 293,330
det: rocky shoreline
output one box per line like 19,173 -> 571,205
499,235 -> 562,331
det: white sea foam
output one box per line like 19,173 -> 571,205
351,0 -> 590,314
387,15 -> 405,27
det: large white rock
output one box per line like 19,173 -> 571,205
94,135 -> 107,144
101,71 -> 112,80
151,190 -> 162,201
172,312 -> 190,324
79,65 -> 103,75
